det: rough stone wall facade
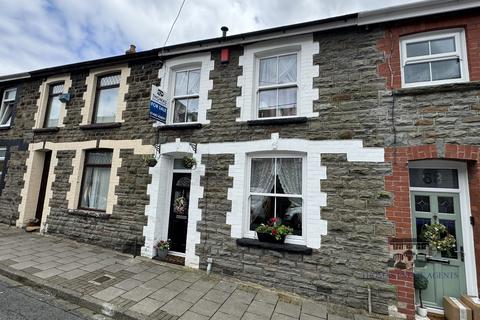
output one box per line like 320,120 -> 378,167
181,28 -> 397,316
0,79 -> 41,224
42,60 -> 161,253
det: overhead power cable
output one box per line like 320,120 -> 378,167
163,0 -> 187,49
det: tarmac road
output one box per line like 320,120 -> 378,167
0,274 -> 108,320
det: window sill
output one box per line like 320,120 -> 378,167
67,209 -> 110,219
157,123 -> 203,130
79,122 -> 122,130
394,81 -> 480,96
247,117 -> 307,126
236,238 -> 312,255
33,127 -> 60,134
0,126 -> 11,131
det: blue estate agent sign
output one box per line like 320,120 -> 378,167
149,85 -> 168,123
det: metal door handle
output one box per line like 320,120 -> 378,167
454,246 -> 465,262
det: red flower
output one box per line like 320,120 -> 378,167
271,229 -> 278,236
269,217 -> 278,225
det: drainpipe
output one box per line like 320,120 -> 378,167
368,285 -> 372,314
206,257 -> 213,275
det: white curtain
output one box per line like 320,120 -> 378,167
175,71 -> 188,96
250,159 -> 275,220
278,54 -> 297,84
81,167 -> 110,210
259,57 -> 277,86
277,158 -> 302,206
187,69 -> 200,94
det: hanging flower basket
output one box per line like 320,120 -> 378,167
421,223 -> 456,255
142,155 -> 157,167
183,156 -> 197,169
174,196 -> 187,215
255,218 -> 293,244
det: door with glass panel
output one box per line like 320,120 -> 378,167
409,168 -> 467,309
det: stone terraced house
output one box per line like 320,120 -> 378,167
1,0 -> 480,318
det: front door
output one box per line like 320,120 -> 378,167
34,151 -> 52,225
411,189 -> 467,308
168,172 -> 191,253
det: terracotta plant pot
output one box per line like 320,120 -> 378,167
256,232 -> 286,244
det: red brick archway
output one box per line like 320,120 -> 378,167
385,144 -> 480,318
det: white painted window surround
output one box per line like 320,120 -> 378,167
400,29 -> 469,88
156,52 -> 214,125
34,74 -> 72,129
237,34 -> 319,121
142,134 -> 384,267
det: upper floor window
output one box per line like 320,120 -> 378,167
0,88 -> 16,127
172,68 -> 200,123
93,73 -> 120,124
0,147 -> 5,178
248,156 -> 303,237
79,150 -> 112,211
257,53 -> 298,118
400,30 -> 468,87
44,83 -> 64,128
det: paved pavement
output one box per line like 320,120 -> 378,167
0,225 -> 338,320
0,274 -> 108,320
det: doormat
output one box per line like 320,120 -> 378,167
164,255 -> 185,266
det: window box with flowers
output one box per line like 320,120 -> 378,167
255,217 -> 292,244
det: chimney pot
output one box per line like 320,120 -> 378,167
126,44 -> 136,54
221,26 -> 229,38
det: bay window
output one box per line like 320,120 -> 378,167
257,53 -> 298,118
93,73 -> 120,123
0,88 -> 16,127
43,83 -> 64,128
248,156 -> 303,237
79,150 -> 112,211
400,30 -> 468,87
172,68 -> 200,123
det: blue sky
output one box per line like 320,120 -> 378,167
0,0 -> 422,76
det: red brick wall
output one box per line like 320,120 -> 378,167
377,11 -> 480,89
385,144 -> 480,319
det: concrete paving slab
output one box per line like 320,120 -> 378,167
275,301 -> 302,318
92,286 -> 126,302
129,297 -> 161,315
33,268 -> 65,279
160,298 -> 193,316
190,299 -> 222,317
59,269 -> 89,280
114,278 -> 144,291
121,285 -> 156,302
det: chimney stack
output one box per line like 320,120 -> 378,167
125,44 -> 136,54
221,26 -> 229,38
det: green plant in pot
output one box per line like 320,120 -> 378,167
142,154 -> 158,167
154,240 -> 170,259
414,273 -> 429,317
255,217 -> 293,244
183,156 -> 197,169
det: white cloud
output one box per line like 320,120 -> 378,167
0,0 -> 422,76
